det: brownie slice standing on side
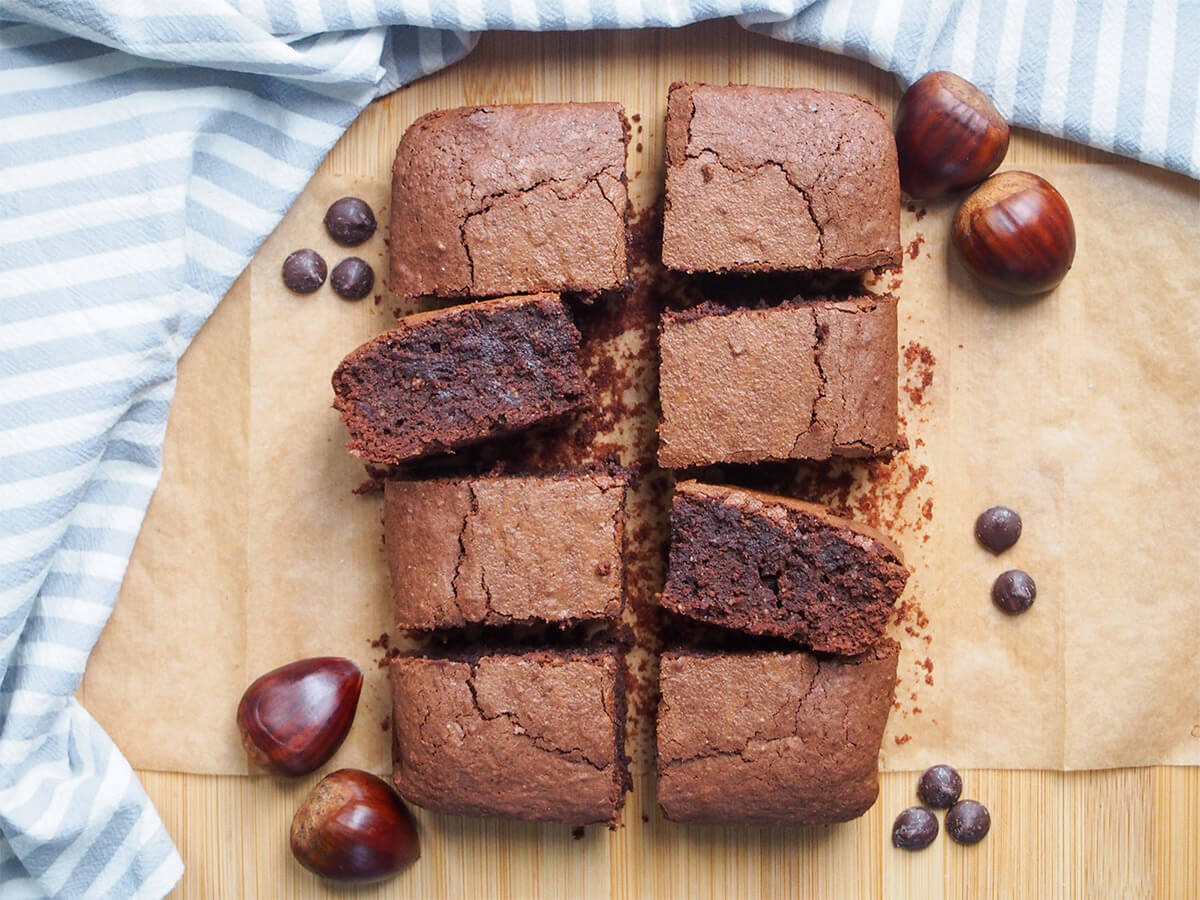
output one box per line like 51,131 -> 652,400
384,473 -> 626,629
656,642 -> 899,825
390,103 -> 630,299
657,295 -> 900,469
331,293 -> 587,465
661,82 -> 901,274
391,646 -> 630,826
661,481 -> 908,655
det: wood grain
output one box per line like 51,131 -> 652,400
138,20 -> 1198,899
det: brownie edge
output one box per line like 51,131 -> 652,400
391,647 -> 630,826
656,641 -> 899,826
389,102 -> 630,299
661,82 -> 901,274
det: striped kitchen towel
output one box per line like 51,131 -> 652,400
0,1 -> 1195,897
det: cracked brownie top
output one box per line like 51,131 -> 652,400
383,473 -> 627,630
390,647 -> 630,825
657,294 -> 901,469
389,102 -> 630,299
656,641 -> 898,825
661,82 -> 901,274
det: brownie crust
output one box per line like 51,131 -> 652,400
391,648 -> 629,825
656,642 -> 899,825
661,481 -> 908,654
331,294 -> 587,465
657,295 -> 900,468
390,103 -> 630,299
662,82 -> 901,274
384,474 -> 626,629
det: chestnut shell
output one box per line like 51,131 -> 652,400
236,657 -> 363,777
953,171 -> 1076,295
895,71 -> 1010,199
290,769 -> 420,882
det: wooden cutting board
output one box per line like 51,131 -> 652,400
137,20 -> 1199,899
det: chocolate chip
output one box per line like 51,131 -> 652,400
282,249 -> 327,294
992,569 -> 1036,615
330,257 -> 375,301
975,505 -> 1021,553
945,799 -> 991,844
324,197 -> 377,246
917,764 -> 962,809
891,807 -> 938,850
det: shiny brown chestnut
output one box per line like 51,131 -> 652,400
236,657 -> 362,777
953,171 -> 1076,295
291,769 -> 420,882
895,71 -> 1010,199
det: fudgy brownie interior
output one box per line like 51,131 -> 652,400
332,294 -> 587,465
661,481 -> 908,654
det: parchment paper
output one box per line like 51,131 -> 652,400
79,160 -> 1200,776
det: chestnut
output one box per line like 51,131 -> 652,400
894,71 -> 1010,199
952,171 -> 1076,295
291,769 -> 420,882
236,657 -> 362,777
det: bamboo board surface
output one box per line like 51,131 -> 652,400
136,20 -> 1198,899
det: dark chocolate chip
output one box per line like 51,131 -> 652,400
975,505 -> 1022,553
282,249 -> 327,294
992,569 -> 1036,615
917,764 -> 963,809
945,799 -> 991,845
324,197 -> 377,246
330,257 -> 375,301
891,807 -> 939,850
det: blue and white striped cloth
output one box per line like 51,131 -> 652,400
1,1 -> 1195,896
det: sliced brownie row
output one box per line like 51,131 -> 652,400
652,83 -> 907,825
332,103 -> 637,827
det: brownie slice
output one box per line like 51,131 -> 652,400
390,646 -> 630,825
331,294 -> 587,465
661,481 -> 908,654
384,473 -> 626,629
390,103 -> 629,299
656,642 -> 898,825
661,82 -> 900,274
657,295 -> 899,469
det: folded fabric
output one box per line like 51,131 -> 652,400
0,1 -> 1194,897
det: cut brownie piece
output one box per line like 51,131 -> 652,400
662,481 -> 908,654
331,294 -> 587,465
661,82 -> 900,274
391,647 -> 629,825
656,642 -> 898,825
390,103 -> 629,299
384,473 -> 626,629
657,295 -> 899,468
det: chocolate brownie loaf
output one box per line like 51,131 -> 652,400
331,294 -> 587,465
661,82 -> 900,274
657,295 -> 900,469
390,103 -> 629,299
384,473 -> 626,629
656,642 -> 898,825
391,646 -> 630,825
661,481 -> 908,654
